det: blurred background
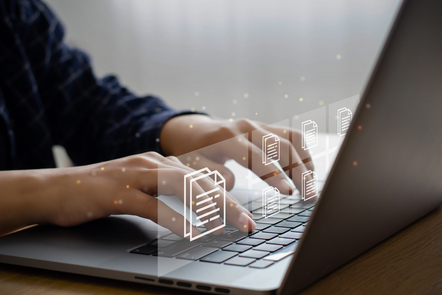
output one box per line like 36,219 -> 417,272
45,0 -> 400,125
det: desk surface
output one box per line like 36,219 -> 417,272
1,207 -> 442,295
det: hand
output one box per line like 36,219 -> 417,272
0,152 -> 255,236
161,115 -> 315,194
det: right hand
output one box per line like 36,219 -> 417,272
44,152 -> 255,237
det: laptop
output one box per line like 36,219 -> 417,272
1,0 -> 442,294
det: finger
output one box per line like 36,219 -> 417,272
115,190 -> 201,239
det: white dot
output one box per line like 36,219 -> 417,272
238,138 -> 242,142
202,106 -> 206,110
294,115 -> 299,120
172,217 -> 176,222
87,212 -> 93,218
91,171 -> 96,176
244,93 -> 249,98
195,91 -> 200,97
366,103 -> 371,109
156,138 -> 160,142
118,200 -> 123,204
162,180 -> 166,185
196,157 -> 200,161
336,54 -> 342,60
191,107 -> 195,112
284,94 -> 289,98
300,76 -> 306,81
122,168 -> 126,172
135,133 -> 140,138
233,100 -> 238,105
231,112 -> 236,117
278,81 -> 282,85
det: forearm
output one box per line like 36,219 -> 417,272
0,170 -> 55,236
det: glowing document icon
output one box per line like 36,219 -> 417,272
262,134 -> 280,166
337,107 -> 353,136
262,187 -> 280,218
302,120 -> 318,150
301,170 -> 317,201
184,168 -> 226,241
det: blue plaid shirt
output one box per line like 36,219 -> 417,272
0,0 -> 193,170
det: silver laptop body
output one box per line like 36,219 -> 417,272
1,0 -> 442,294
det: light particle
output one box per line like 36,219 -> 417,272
229,118 -> 233,122
336,54 -> 342,60
193,161 -> 197,165
76,179 -> 81,184
244,93 -> 249,98
196,156 -> 200,161
255,112 -> 258,115
242,156 -> 246,161
358,125 -> 363,130
366,104 -> 371,109
101,167 -> 104,171
294,115 -> 299,120
233,100 -> 238,105
156,138 -> 160,142
195,91 -> 200,97
279,81 -> 282,85
319,100 -> 324,106
119,199 -> 123,204
300,76 -> 306,81
243,225 -> 247,229
283,130 -> 287,134
122,168 -> 126,172
189,124 -> 193,128
299,97 -> 304,102
126,185 -> 130,189
162,180 -> 166,185
284,94 -> 289,98
114,200 -> 118,205
231,112 -> 236,117
187,163 -> 190,166
353,161 -> 358,166
172,217 -> 176,222
202,106 -> 206,110
135,133 -> 140,138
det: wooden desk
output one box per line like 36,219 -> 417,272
1,208 -> 442,295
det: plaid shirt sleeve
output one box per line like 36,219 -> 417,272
4,0 -> 198,166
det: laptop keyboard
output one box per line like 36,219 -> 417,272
130,192 -> 317,269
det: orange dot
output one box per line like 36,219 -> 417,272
353,161 -> 358,166
243,225 -> 247,228
101,167 -> 104,171
242,157 -> 246,161
186,163 -> 190,166
126,185 -> 130,189
274,173 -> 277,176
283,130 -> 287,134
76,179 -> 81,184
113,200 -> 118,205
358,125 -> 363,130
230,203 -> 233,207
189,124 -> 193,128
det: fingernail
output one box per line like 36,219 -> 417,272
211,218 -> 223,228
281,179 -> 295,194
239,212 -> 256,232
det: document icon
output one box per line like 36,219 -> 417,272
184,168 -> 226,241
337,107 -> 352,136
262,187 -> 280,218
302,120 -> 318,150
262,133 -> 280,166
301,170 -> 317,201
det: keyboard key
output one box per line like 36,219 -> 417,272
256,218 -> 283,225
275,221 -> 303,228
176,246 -> 218,260
263,251 -> 294,262
280,232 -> 303,239
287,216 -> 309,223
130,246 -> 157,255
249,260 -> 274,269
200,251 -> 237,263
218,231 -> 248,242
262,226 -> 290,234
299,211 -> 312,217
291,226 -> 307,233
161,234 -> 183,241
253,244 -> 283,253
265,213 -> 294,219
223,244 -> 252,253
157,240 -> 201,257
237,238 -> 265,246
250,232 -> 278,240
280,207 -> 306,214
290,202 -> 314,209
267,237 -> 296,246
150,239 -> 175,248
239,250 -> 270,259
203,240 -> 232,248
224,257 -> 256,267
254,223 -> 271,231
251,213 -> 264,220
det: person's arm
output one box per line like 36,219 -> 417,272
0,152 -> 256,237
14,0 -> 195,165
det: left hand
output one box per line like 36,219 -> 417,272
160,115 -> 315,194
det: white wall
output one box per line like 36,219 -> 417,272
45,0 -> 400,124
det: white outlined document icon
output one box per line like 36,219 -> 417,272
262,133 -> 280,166
184,168 -> 226,241
301,170 -> 317,201
302,120 -> 318,150
337,107 -> 353,136
262,187 -> 280,218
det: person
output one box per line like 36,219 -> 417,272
0,0 -> 313,237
